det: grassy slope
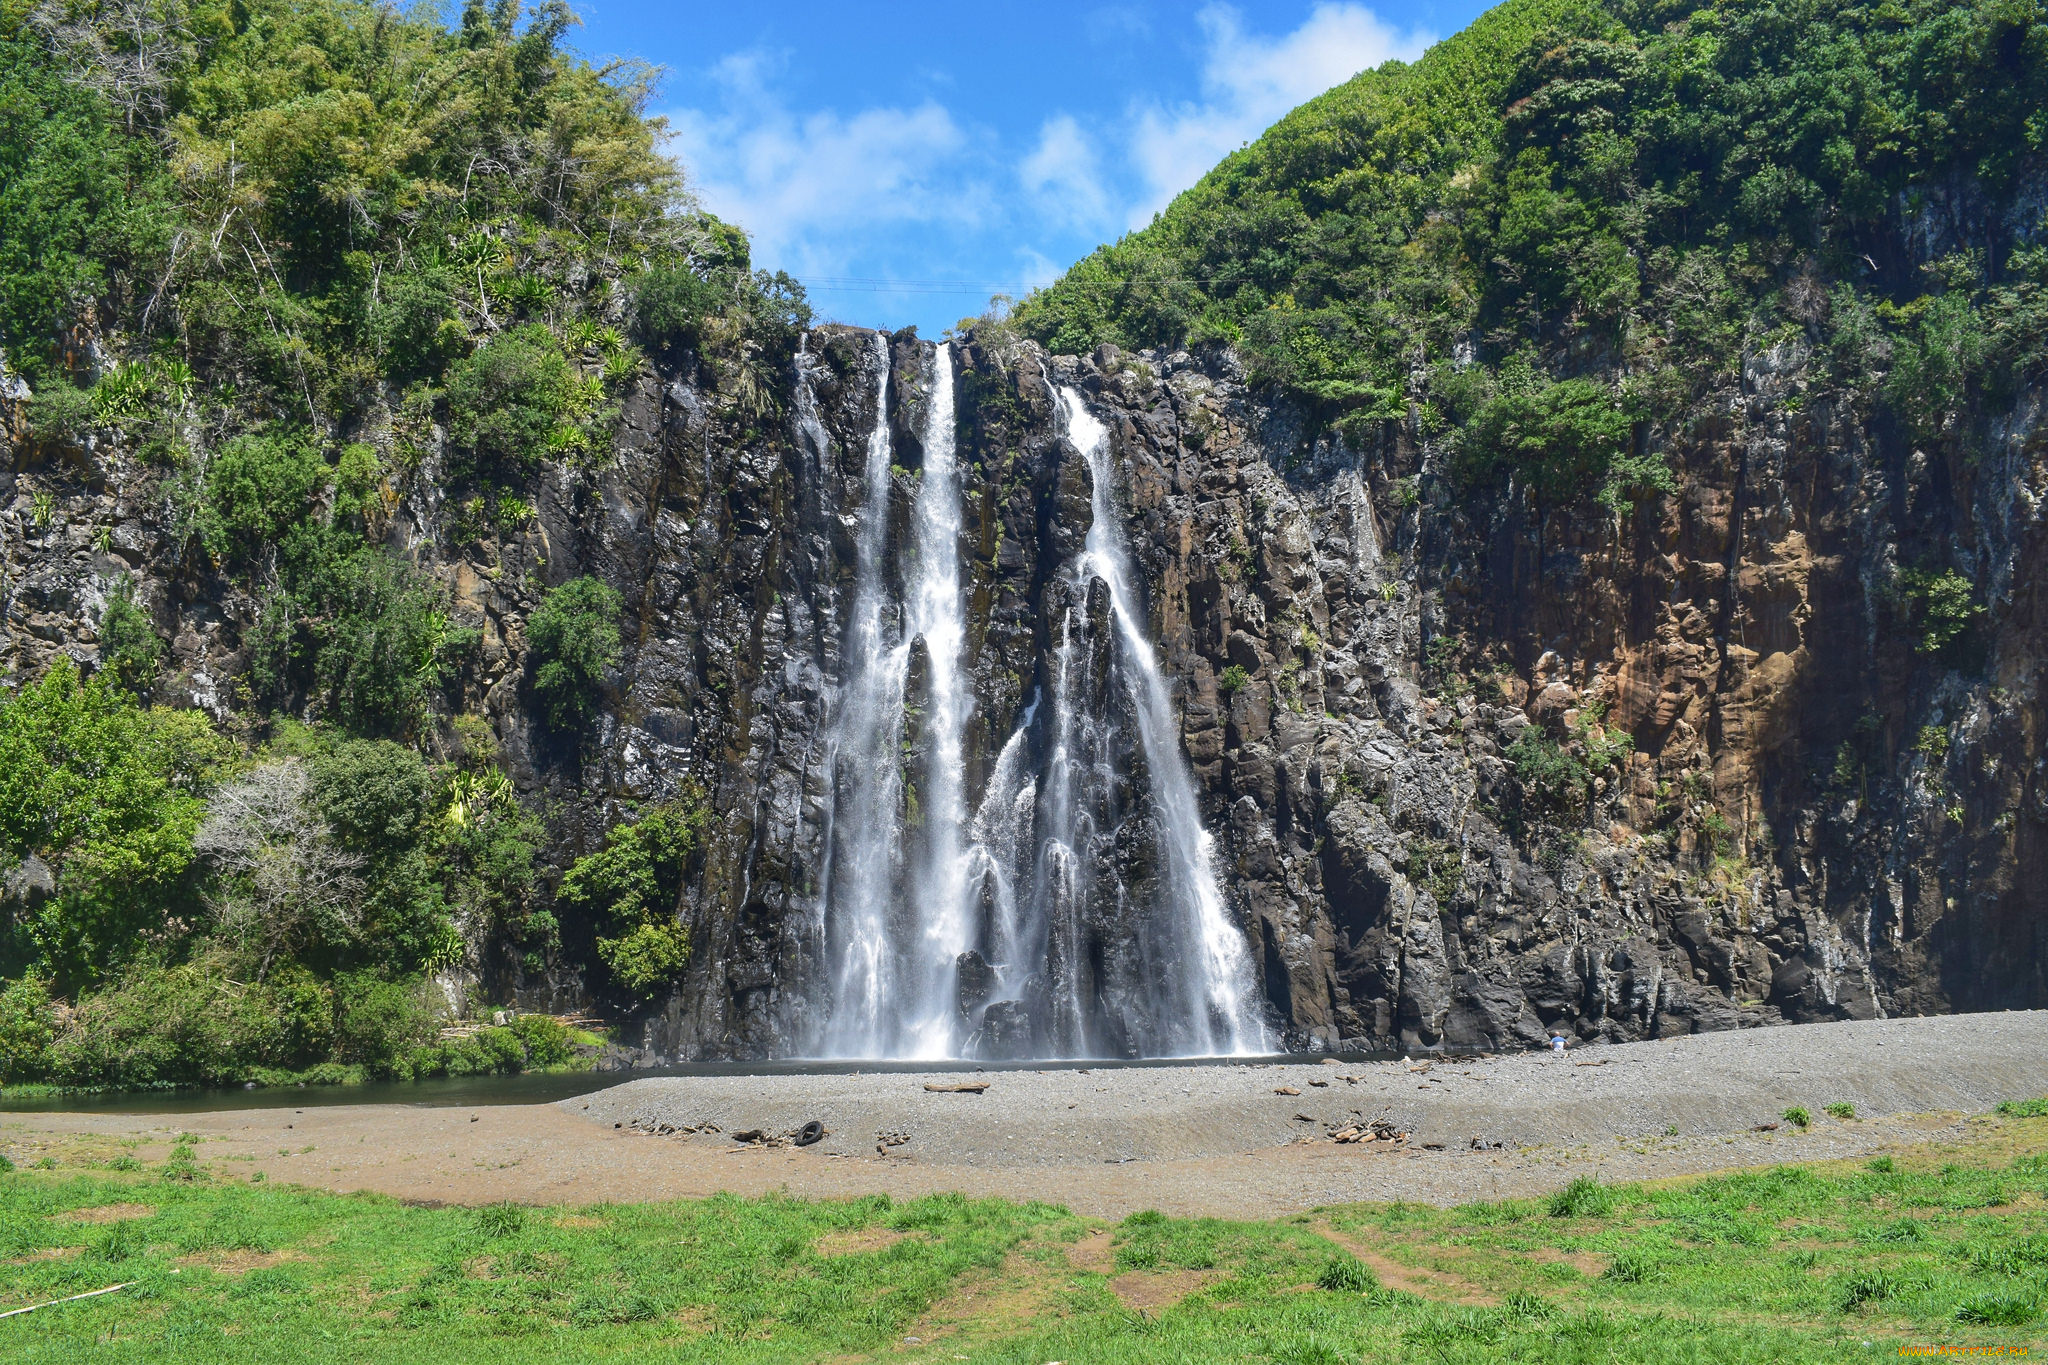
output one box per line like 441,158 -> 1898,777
3,1115 -> 2047,1361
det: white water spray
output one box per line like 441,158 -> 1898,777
1052,386 -> 1267,1056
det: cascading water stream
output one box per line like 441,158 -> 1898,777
813,342 -> 1266,1059
816,334 -> 905,1056
899,344 -> 973,1055
816,339 -> 973,1058
1055,386 -> 1266,1056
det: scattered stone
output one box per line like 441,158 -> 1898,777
923,1081 -> 989,1094
1752,1122 -> 1780,1132
1294,1112 -> 1316,1123
1329,1120 -> 1407,1145
1308,1080 -> 1329,1088
1273,1086 -> 1301,1096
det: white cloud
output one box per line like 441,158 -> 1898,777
1126,3 -> 1431,225
1020,114 -> 1111,233
663,51 -> 983,274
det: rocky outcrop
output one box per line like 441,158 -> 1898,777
5,292 -> 2044,1056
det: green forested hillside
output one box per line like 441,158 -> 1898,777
1018,0 -> 2048,511
0,0 -> 794,1089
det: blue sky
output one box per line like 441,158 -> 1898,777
565,1 -> 1493,333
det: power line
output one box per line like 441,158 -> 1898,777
793,275 -> 1232,296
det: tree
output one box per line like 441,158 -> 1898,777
97,577 -> 163,694
557,796 -> 704,997
194,759 -> 366,977
526,576 -> 622,731
0,658 -> 231,986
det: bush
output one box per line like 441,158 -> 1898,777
98,580 -> 164,694
0,659 -> 233,987
249,524 -> 474,735
1996,1097 -> 2048,1119
559,795 -> 706,999
1548,1177 -> 1614,1219
1782,1107 -> 1812,1128
596,921 -> 690,996
1459,374 -> 1643,506
0,972 -> 55,1082
1897,567 -> 1984,659
45,956 -> 339,1088
507,1013 -> 575,1068
445,324 -> 585,476
331,973 -> 441,1074
25,381 -> 96,442
632,266 -> 722,353
196,434 -> 330,568
1218,664 -> 1250,695
370,267 -> 466,380
1825,1102 -> 1856,1120
527,577 -> 622,731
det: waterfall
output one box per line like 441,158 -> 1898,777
1049,385 -> 1266,1057
814,341 -> 1266,1060
816,334 -> 905,1056
899,343 -> 973,1055
816,339 -> 973,1058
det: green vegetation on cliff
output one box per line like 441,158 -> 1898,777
0,0 -> 800,1086
1018,0 -> 2048,515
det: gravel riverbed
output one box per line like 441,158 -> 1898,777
11,1013 -> 2047,1218
573,1011 -> 2048,1167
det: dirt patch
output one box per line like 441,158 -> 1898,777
1109,1267 -> 1223,1312
57,1203 -> 156,1224
814,1227 -> 912,1256
1065,1229 -> 1115,1273
177,1248 -> 307,1275
11,1245 -> 82,1264
893,1252 -> 1062,1353
1526,1246 -> 1606,1275
1317,1224 -> 1499,1305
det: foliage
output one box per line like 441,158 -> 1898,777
0,11 -> 172,384
248,524 -> 475,735
0,970 -> 55,1083
445,324 -> 595,477
194,433 -> 330,569
1015,0 -> 2048,513
526,576 -> 622,732
96,578 -> 163,694
557,794 -> 706,998
0,658 -> 232,987
1997,1098 -> 2048,1119
1897,567 -> 1985,659
1783,1106 -> 1812,1128
1218,663 -> 1250,696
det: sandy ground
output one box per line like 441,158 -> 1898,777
6,1012 -> 2046,1219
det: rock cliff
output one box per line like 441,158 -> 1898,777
8,274 -> 2042,1056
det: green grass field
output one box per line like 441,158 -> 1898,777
5,1115 -> 2048,1362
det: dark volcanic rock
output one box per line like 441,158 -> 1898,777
7,265 -> 2047,1059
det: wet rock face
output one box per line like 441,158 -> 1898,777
6,307 -> 2045,1058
